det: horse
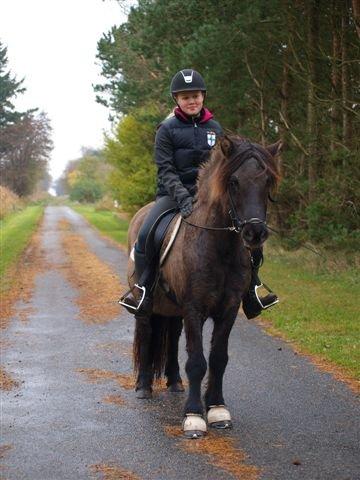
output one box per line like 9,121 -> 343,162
126,135 -> 281,438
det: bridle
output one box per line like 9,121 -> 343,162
182,186 -> 267,233
182,154 -> 268,233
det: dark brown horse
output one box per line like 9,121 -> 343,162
126,135 -> 281,438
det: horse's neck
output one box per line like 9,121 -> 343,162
190,199 -> 243,257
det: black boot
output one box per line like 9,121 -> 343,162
119,248 -> 154,315
242,250 -> 278,320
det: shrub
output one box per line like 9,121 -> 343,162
69,178 -> 104,203
0,185 -> 22,219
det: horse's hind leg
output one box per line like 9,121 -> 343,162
133,314 -> 154,399
204,304 -> 239,429
165,316 -> 185,392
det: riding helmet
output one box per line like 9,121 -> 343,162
170,69 -> 207,96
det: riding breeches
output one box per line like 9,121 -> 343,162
136,196 -> 178,255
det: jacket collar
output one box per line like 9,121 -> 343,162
174,107 -> 213,124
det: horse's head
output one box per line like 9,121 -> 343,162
200,135 -> 281,249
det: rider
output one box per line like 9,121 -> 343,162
120,68 -> 278,318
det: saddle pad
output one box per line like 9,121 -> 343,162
159,215 -> 182,266
130,215 -> 182,266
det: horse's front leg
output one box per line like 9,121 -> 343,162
183,309 -> 207,438
205,303 -> 239,429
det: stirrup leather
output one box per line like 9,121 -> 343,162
118,284 -> 146,312
254,282 -> 279,309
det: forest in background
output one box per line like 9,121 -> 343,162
94,0 -> 359,250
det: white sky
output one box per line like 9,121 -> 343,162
0,0 -> 128,180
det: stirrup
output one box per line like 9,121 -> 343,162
118,284 -> 146,312
254,283 -> 279,309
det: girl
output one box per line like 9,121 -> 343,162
120,69 -> 277,317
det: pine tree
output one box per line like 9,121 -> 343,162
0,41 -> 25,127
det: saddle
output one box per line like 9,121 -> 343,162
145,208 -> 178,262
124,209 -> 182,311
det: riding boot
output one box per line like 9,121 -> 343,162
242,249 -> 278,320
119,248 -> 154,315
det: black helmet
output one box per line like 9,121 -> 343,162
170,69 -> 207,96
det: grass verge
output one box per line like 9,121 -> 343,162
0,206 -> 44,292
71,205 -> 129,246
261,241 -> 359,382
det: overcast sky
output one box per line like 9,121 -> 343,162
0,0 -> 128,181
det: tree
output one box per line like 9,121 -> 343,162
0,112 -> 53,196
104,105 -> 159,214
61,149 -> 109,203
0,41 -> 26,127
95,0 -> 360,247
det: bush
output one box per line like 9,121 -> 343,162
69,178 -> 104,203
0,186 -> 22,219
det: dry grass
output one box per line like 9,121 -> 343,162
0,368 -> 18,391
164,426 -> 260,480
102,394 -> 126,406
59,220 -> 127,324
0,231 -> 45,330
0,186 -> 21,219
77,368 -> 185,399
0,445 -> 12,459
90,464 -> 141,480
77,368 -> 136,390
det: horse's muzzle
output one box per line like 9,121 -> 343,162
242,223 -> 269,248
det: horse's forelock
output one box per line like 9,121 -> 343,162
227,140 -> 281,193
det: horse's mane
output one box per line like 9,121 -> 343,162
197,136 -> 281,205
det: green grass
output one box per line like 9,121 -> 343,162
0,206 -> 44,291
71,205 -> 129,246
261,241 -> 360,379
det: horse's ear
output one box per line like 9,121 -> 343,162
219,135 -> 234,157
266,140 -> 283,158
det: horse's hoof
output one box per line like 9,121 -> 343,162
184,430 -> 206,439
207,405 -> 232,429
167,381 -> 185,392
182,414 -> 207,438
135,388 -> 152,399
209,420 -> 233,429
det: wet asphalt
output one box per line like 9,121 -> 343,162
1,206 -> 359,480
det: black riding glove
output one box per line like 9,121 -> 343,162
179,196 -> 193,218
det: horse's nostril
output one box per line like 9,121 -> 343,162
242,229 -> 254,242
260,228 -> 269,241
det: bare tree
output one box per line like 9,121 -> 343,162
0,112 -> 53,196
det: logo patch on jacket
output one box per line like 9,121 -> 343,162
207,131 -> 216,147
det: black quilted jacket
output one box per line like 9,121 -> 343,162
155,107 -> 223,203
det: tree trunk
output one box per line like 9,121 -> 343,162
330,0 -> 341,152
306,0 -> 320,203
341,1 -> 352,148
352,0 -> 360,39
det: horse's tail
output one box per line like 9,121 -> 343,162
133,314 -> 169,379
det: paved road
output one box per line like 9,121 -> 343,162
1,206 -> 359,480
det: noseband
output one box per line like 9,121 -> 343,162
228,184 -> 266,233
